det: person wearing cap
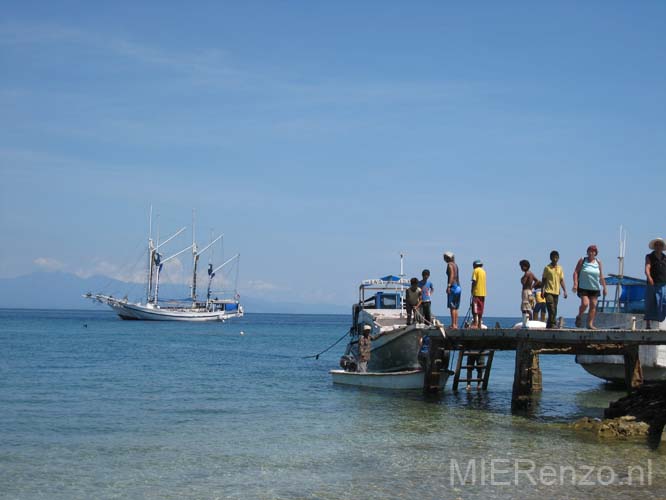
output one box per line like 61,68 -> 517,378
645,238 -> 666,329
357,325 -> 381,373
443,251 -> 461,329
541,250 -> 567,329
418,269 -> 434,324
572,245 -> 607,329
471,260 -> 486,329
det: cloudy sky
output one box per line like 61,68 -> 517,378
1,1 -> 665,315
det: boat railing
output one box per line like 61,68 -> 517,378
597,296 -> 645,314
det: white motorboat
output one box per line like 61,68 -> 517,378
85,208 -> 243,322
330,369 -> 444,389
334,256 -> 451,389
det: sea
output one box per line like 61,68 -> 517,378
1,309 -> 664,499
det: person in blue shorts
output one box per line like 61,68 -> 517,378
419,269 -> 434,324
443,251 -> 461,329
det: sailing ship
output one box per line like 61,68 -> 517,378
85,210 -> 244,322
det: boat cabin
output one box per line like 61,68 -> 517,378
358,275 -> 408,310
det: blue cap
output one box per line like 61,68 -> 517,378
473,260 -> 483,266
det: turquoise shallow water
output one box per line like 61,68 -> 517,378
0,309 -> 664,499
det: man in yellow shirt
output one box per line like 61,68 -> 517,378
541,250 -> 568,328
471,260 -> 486,329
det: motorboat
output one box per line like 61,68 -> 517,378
332,257 -> 450,389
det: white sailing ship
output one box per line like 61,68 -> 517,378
85,209 -> 243,322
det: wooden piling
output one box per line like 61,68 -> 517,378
511,341 -> 540,410
623,345 -> 643,390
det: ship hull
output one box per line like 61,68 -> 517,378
98,295 -> 243,322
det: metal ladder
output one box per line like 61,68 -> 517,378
452,349 -> 495,391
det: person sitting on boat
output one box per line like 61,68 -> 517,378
405,277 -> 422,325
645,237 -> 666,329
519,259 -> 539,321
444,251 -> 461,329
419,269 -> 434,324
572,245 -> 608,329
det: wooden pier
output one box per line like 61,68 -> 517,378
443,328 -> 666,411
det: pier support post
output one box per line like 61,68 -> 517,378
512,341 -> 540,410
423,333 -> 448,393
531,351 -> 543,392
623,346 -> 643,390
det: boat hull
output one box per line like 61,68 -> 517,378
368,324 -> 427,372
576,312 -> 666,384
330,369 -> 448,389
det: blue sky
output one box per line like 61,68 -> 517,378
1,1 -> 665,315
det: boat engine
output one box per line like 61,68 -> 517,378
339,354 -> 357,372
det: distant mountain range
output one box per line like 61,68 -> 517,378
0,271 -> 348,315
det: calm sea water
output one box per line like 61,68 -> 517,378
0,309 -> 664,499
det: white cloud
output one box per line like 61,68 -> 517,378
33,257 -> 65,271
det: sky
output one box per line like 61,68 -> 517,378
1,1 -> 665,316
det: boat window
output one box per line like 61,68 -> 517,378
375,292 -> 401,309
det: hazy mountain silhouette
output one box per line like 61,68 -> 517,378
0,271 -> 347,314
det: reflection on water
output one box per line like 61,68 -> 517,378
0,310 -> 664,499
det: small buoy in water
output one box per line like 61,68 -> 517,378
83,324 -> 88,328
240,331 -> 245,336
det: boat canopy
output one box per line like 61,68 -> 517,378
606,274 -> 647,286
599,274 -> 646,314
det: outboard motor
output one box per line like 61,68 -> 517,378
339,354 -> 357,372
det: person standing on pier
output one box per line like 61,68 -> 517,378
419,269 -> 434,324
645,237 -> 666,329
572,245 -> 607,329
444,251 -> 461,329
519,259 -> 539,321
541,250 -> 567,329
471,260 -> 486,329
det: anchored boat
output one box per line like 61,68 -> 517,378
85,209 -> 243,322
331,258 -> 450,389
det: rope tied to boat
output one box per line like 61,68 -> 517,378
303,329 -> 353,360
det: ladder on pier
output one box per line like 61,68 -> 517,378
452,349 -> 495,391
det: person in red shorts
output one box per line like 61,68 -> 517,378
471,260 -> 486,329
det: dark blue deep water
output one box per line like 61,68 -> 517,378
1,309 -> 664,499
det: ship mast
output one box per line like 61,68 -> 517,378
146,206 -> 154,303
191,209 -> 199,304
615,225 -> 627,309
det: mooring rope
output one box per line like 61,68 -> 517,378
303,329 -> 352,360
